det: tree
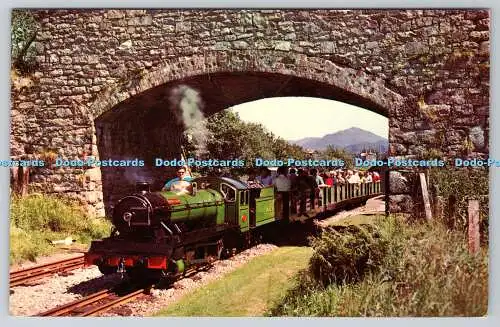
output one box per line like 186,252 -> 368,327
11,10 -> 38,74
321,145 -> 354,169
182,110 -> 308,175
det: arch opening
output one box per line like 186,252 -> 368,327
94,70 -> 395,212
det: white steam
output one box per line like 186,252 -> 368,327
169,85 -> 209,157
123,168 -> 153,184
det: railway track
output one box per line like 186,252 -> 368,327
10,255 -> 85,287
37,284 -> 150,317
36,264 -> 211,317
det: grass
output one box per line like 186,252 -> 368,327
269,216 -> 488,317
10,194 -> 112,264
154,246 -> 312,316
328,214 -> 384,227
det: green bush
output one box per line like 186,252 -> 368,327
428,167 -> 488,239
10,194 -> 112,263
309,224 -> 388,286
10,222 -> 52,263
269,217 -> 488,316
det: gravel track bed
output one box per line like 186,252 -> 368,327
9,244 -> 278,317
9,267 -> 124,316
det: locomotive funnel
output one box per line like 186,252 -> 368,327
136,181 -> 150,194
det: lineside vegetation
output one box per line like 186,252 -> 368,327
9,194 -> 112,264
268,216 -> 488,316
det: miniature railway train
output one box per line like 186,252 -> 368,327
85,176 -> 383,281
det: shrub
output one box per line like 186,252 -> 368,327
269,217 -> 488,317
10,194 -> 112,263
308,223 -> 388,286
428,167 -> 488,240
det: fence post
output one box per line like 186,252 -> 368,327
468,200 -> 480,255
10,166 -> 30,196
419,173 -> 432,221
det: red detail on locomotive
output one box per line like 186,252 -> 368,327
124,257 -> 138,267
84,254 -> 100,267
147,256 -> 167,269
107,257 -> 120,266
241,215 -> 247,222
167,199 -> 181,205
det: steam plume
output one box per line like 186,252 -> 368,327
169,85 -> 209,157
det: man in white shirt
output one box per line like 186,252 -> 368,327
348,170 -> 361,184
273,167 -> 291,191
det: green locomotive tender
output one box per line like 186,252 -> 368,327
85,176 -> 382,280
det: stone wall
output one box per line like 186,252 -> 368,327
10,9 -> 490,216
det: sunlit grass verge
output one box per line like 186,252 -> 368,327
154,246 -> 312,316
269,217 -> 488,317
10,194 -> 112,264
327,214 -> 385,227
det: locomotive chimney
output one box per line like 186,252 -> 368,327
136,181 -> 150,194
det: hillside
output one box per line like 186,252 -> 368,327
291,127 -> 388,152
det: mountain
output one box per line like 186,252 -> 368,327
344,140 -> 388,154
290,127 -> 388,153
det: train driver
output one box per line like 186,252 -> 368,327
163,167 -> 194,192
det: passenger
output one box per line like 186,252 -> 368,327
324,171 -> 334,187
288,168 -> 298,185
247,168 -> 257,182
310,169 -> 326,187
295,169 -> 311,216
163,167 -> 194,192
365,171 -> 373,183
359,171 -> 366,183
345,170 -> 352,182
246,168 -> 263,188
336,170 -> 346,184
273,166 -> 291,192
256,167 -> 273,186
347,170 -> 360,184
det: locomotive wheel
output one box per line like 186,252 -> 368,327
98,264 -> 117,276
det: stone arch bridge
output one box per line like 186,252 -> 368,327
10,9 -> 490,216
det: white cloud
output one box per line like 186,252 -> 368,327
230,97 -> 388,140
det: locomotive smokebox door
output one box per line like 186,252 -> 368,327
136,182 -> 151,194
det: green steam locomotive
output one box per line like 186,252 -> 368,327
85,176 -> 383,280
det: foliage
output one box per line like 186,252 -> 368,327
10,194 -> 112,263
428,167 -> 489,238
308,224 -> 388,286
11,10 -> 38,74
319,145 -> 355,169
183,110 -> 308,175
269,217 -> 488,317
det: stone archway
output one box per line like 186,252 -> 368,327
90,51 -> 402,212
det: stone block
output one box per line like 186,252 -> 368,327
274,41 -> 291,51
469,126 -> 485,150
389,171 -> 411,194
389,194 -> 414,213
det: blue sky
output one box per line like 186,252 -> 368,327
230,97 -> 389,140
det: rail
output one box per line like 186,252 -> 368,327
10,255 -> 85,287
37,286 -> 148,317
